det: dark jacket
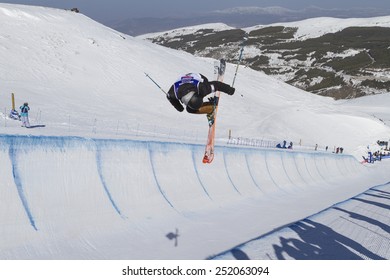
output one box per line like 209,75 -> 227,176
167,73 -> 211,112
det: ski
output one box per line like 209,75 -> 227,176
202,59 -> 226,164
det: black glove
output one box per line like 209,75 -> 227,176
167,96 -> 184,112
208,96 -> 219,105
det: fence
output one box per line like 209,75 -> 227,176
1,107 -> 340,153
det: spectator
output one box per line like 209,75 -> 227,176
19,102 -> 30,128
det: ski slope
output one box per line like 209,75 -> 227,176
1,134 -> 388,259
0,4 -> 389,260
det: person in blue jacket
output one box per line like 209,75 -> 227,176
167,73 -> 234,114
20,102 -> 30,128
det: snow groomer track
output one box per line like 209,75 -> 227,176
0,135 -> 388,259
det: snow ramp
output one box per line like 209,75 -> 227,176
0,135 -> 385,259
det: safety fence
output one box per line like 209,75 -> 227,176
1,108 -> 340,153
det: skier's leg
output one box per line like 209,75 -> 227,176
186,106 -> 198,114
197,102 -> 214,114
186,94 -> 216,114
186,103 -> 213,114
25,117 -> 31,128
187,101 -> 216,126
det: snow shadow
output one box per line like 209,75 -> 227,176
352,197 -> 390,211
26,125 -> 46,129
333,207 -> 390,234
230,249 -> 250,260
272,219 -> 386,260
363,192 -> 390,201
371,189 -> 390,197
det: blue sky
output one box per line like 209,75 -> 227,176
4,0 -> 390,23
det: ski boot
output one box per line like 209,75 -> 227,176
206,96 -> 218,126
206,110 -> 215,126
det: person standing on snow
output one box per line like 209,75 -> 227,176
166,73 -> 235,123
20,102 -> 30,128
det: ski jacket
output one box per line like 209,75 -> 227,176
172,73 -> 204,99
167,73 -> 209,112
20,105 -> 30,117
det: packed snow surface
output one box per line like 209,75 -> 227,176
0,4 -> 389,259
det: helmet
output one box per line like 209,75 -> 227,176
180,91 -> 195,106
186,93 -> 203,110
24,102 -> 28,106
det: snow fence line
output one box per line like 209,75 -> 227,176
2,110 -> 338,153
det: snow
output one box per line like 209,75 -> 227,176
245,15 -> 390,40
214,176 -> 390,260
0,4 -> 389,260
137,23 -> 234,40
324,49 -> 362,59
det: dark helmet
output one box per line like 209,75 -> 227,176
186,94 -> 203,110
24,102 -> 28,106
178,83 -> 202,110
180,90 -> 203,110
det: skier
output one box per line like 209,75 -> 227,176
20,102 -> 30,128
166,73 -> 235,121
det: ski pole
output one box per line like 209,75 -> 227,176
231,34 -> 248,88
144,72 -> 168,96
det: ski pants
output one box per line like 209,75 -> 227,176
21,115 -> 30,128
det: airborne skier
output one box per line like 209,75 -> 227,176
166,72 -> 235,124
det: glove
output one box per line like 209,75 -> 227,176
208,96 -> 219,105
167,96 -> 184,112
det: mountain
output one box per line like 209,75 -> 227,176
140,16 -> 390,99
109,6 -> 390,36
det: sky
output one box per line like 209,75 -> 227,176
3,0 -> 390,24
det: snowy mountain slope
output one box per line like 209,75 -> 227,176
142,15 -> 390,99
139,15 -> 390,41
0,4 -> 390,261
139,22 -> 234,40
244,15 -> 390,40
111,4 -> 390,37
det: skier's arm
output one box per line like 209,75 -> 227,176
167,96 -> 184,112
198,74 -> 213,98
167,86 -> 184,112
200,74 -> 208,83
